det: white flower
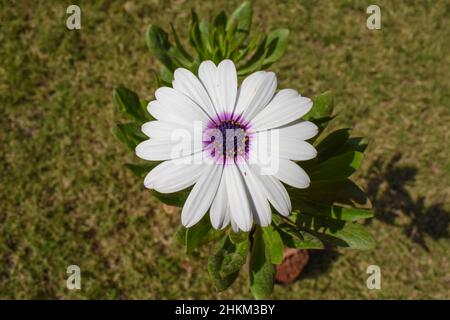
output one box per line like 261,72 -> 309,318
136,60 -> 318,232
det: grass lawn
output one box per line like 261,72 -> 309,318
0,0 -> 449,299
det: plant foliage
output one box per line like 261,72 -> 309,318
112,2 -> 374,299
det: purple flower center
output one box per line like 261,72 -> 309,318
204,113 -> 252,164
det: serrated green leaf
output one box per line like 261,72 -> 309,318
262,225 -> 284,264
233,33 -> 261,63
199,21 -> 212,55
262,28 -> 289,67
113,86 -> 149,122
309,151 -> 364,181
170,24 -> 193,65
296,214 -> 375,250
220,238 -> 249,278
276,222 -> 324,249
291,179 -> 371,207
208,236 -> 240,291
146,25 -> 175,71
250,227 -> 275,300
316,128 -> 351,161
210,11 -> 228,60
337,137 -> 369,154
229,230 -> 249,244
124,161 -> 159,177
226,1 -> 252,45
151,189 -> 190,207
293,199 -> 374,221
213,11 -> 227,30
159,66 -> 174,84
112,123 -> 147,151
186,214 -> 223,254
189,10 -> 207,60
304,91 -> 334,121
237,37 -> 267,76
140,99 -> 152,120
112,126 -> 132,150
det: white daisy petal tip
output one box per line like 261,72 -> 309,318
218,59 -> 236,68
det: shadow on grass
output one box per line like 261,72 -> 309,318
289,153 -> 449,282
365,153 -> 450,251
300,247 -> 340,280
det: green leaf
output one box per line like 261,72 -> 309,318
233,33 -> 261,63
237,37 -> 267,76
309,151 -> 364,181
199,21 -> 212,55
185,214 -> 223,254
169,24 -> 194,66
316,128 -> 351,161
262,28 -> 289,67
146,25 -> 175,71
226,1 -> 252,45
151,189 -> 190,207
229,231 -> 249,244
291,179 -> 371,207
276,222 -> 324,249
211,11 -> 227,59
159,66 -> 174,84
213,11 -> 227,30
189,10 -> 206,60
293,199 -> 374,221
113,86 -> 149,122
262,225 -> 284,264
140,99 -> 152,119
296,214 -> 375,250
112,123 -> 147,151
208,236 -> 240,291
220,237 -> 249,278
304,91 -> 334,121
249,227 -> 275,300
337,137 -> 369,154
125,162 -> 160,177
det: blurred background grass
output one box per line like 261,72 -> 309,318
0,0 -> 449,299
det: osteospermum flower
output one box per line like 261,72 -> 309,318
136,60 -> 318,232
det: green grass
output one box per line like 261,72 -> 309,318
0,0 -> 449,299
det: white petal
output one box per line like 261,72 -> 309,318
141,120 -> 193,139
135,138 -> 202,161
251,89 -> 313,131
250,164 -> 292,216
277,121 -> 318,141
234,71 -> 277,119
280,139 -> 317,160
210,176 -> 230,229
172,68 -> 217,119
144,157 -> 206,193
224,165 -> 253,231
216,60 -> 238,114
181,164 -> 223,228
147,100 -> 182,125
198,60 -> 238,115
151,87 -> 210,126
239,162 -> 272,227
198,61 -> 219,114
274,159 -> 311,189
231,219 -> 240,232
